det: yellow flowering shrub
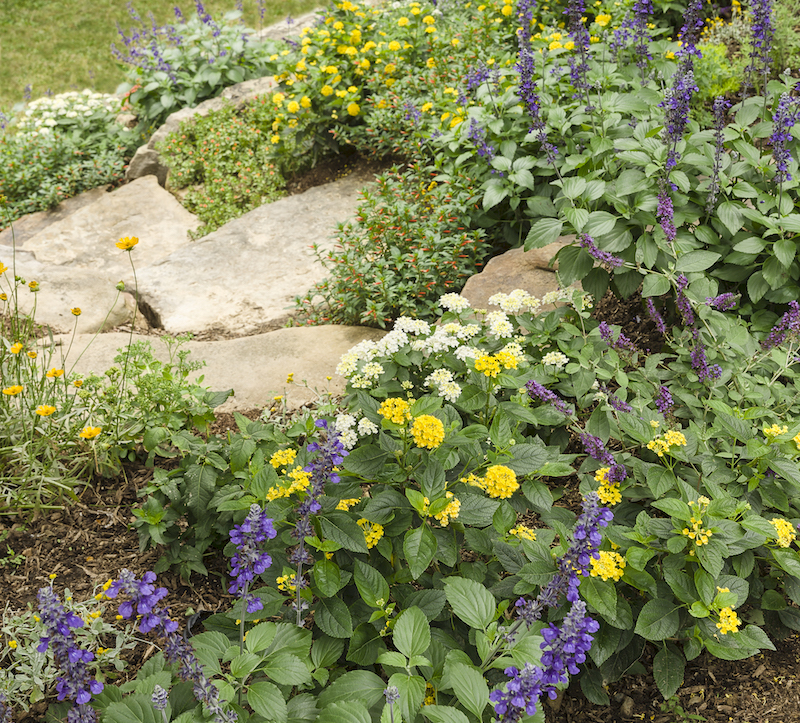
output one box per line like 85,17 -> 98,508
482,465 -> 519,499
647,429 -> 687,457
270,448 -> 297,468
771,518 -> 796,548
433,492 -> 461,526
509,525 -> 537,541
336,498 -> 361,510
595,467 -> 622,505
716,606 -> 741,634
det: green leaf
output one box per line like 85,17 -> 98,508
421,705 -> 470,723
675,250 -> 721,272
641,274 -> 670,297
770,458 -> 800,490
562,176 -> 587,199
404,526 -> 438,579
634,599 -> 681,641
651,498 -> 692,522
313,559 -> 345,598
447,662 -> 489,719
718,201 -> 743,235
747,271 -> 770,303
585,210 -> 618,237
312,636 -> 345,669
378,651 -> 409,668
456,493 -> 500,526
773,549 -> 800,577
263,652 -> 312,686
506,444 -> 548,475
444,577 -> 495,629
247,681 -> 288,723
317,670 -> 387,709
564,206 -> 589,232
347,624 -> 382,666
390,673 -> 426,723
362,489 -> 408,524
524,217 -> 564,250
316,701 -> 371,723
320,512 -> 369,554
245,622 -> 277,654
343,444 -> 390,478
354,560 -> 390,608
556,245 -> 594,286
315,597 -> 354,638
653,645 -> 685,699
102,695 -> 162,723
773,238 -> 797,268
580,576 -> 617,619
403,589 -> 447,621
483,179 -> 509,210
394,607 -> 431,658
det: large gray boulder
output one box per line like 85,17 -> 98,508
21,176 -> 200,278
135,168 -> 376,336
54,325 -> 386,412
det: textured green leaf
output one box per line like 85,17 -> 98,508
316,701 -> 371,723
394,607 -> 431,658
354,560 -> 390,608
447,662 -> 489,719
653,645 -> 685,699
444,577 -> 495,630
404,526 -> 438,579
315,597 -> 353,638
634,599 -> 681,641
248,681 -> 288,723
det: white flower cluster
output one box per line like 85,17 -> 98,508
13,90 -> 123,138
486,311 -> 514,339
424,368 -> 462,402
541,351 -> 569,369
334,412 -> 379,449
439,293 -> 471,312
488,289 -> 541,314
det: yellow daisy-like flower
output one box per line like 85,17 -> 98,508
336,498 -> 361,511
422,14 -> 435,23
590,550 -> 626,581
0,293 -> 7,301
358,518 -> 384,548
79,426 -> 102,439
286,100 -> 300,113
0,262 -> 7,274
378,398 -> 412,424
272,92 -> 286,104
510,525 -> 537,541
29,280 -> 39,291
27,351 -> 37,359
300,96 -> 312,108
388,39 -> 401,50
501,3 -> 514,15
35,405 -> 56,417
73,379 -> 84,388
451,37 -> 460,46
321,84 -> 334,96
71,307 -> 81,316
2,385 -> 23,396
411,414 -> 445,449
716,606 -> 741,634
347,102 -> 360,116
483,465 -> 519,499
46,368 -> 64,378
665,50 -> 676,59
549,40 -> 563,50
771,518 -> 796,548
10,342 -> 23,354
115,236 -> 139,251
398,16 -> 410,26
595,13 -> 611,25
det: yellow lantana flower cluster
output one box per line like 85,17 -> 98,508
379,398 -> 412,424
266,466 -> 311,501
647,429 -> 687,457
590,550 -> 626,581
474,350 -> 518,378
433,492 -> 460,527
764,423 -> 788,438
411,414 -> 445,449
771,518 -> 797,548
270,448 -> 297,469
682,498 -> 713,546
716,606 -> 741,634
465,465 -> 519,499
509,525 -> 537,541
277,574 -> 297,592
358,518 -> 384,548
336,498 -> 361,511
594,467 -> 622,506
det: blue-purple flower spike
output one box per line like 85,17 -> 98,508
37,588 -> 103,722
229,504 -> 277,614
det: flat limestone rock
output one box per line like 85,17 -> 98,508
460,243 -> 572,310
20,176 -> 200,279
7,250 -> 134,334
0,186 -> 109,249
135,168 -> 377,336
53,325 -> 386,412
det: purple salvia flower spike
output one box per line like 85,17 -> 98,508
578,233 -> 624,268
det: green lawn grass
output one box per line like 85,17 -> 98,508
0,0 -> 322,113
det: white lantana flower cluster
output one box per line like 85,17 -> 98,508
335,412 -> 379,449
12,90 -> 125,138
541,351 -> 569,369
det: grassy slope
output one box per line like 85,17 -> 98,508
0,0 -> 322,112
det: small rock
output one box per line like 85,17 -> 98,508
620,695 -> 635,717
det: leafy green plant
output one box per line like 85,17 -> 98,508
157,103 -> 286,238
294,163 -> 491,328
116,5 -> 279,134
